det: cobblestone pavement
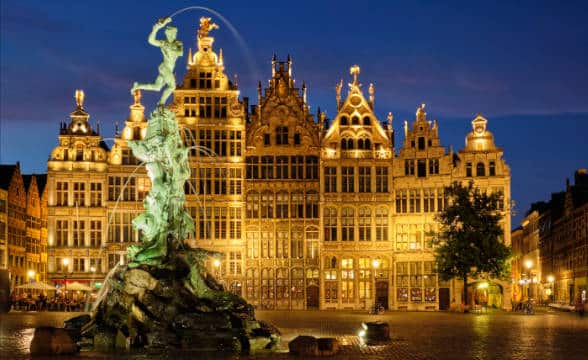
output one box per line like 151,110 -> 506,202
1,309 -> 587,359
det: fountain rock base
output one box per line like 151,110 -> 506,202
78,248 -> 279,354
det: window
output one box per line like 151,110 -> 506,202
324,257 -> 338,303
199,168 -> 212,195
276,126 -> 288,145
56,182 -> 68,206
276,192 -> 288,218
410,262 -> 423,302
323,207 -> 337,241
73,258 -> 85,272
437,188 -> 446,212
417,159 -> 426,178
409,224 -> 422,250
294,133 -> 301,145
90,220 -> 101,247
247,231 -> 259,259
476,162 -> 486,176
89,183 -> 101,206
428,159 -> 439,175
89,258 -> 102,273
246,192 -> 259,218
306,227 -> 319,259
108,176 -> 135,201
409,189 -> 421,213
229,252 -> 242,275
276,268 -> 289,301
358,258 -> 372,299
246,157 -> 259,179
198,72 -> 212,89
56,220 -> 68,247
291,229 -> 304,259
214,207 -> 227,240
229,207 -> 241,239
342,167 -> 354,192
396,224 -> 409,250
341,258 -> 354,303
214,168 -> 227,195
418,137 -> 425,150
340,116 -> 348,125
306,156 -> 319,179
363,116 -> 371,125
291,156 -> 304,179
424,261 -> 437,302
263,133 -> 270,146
213,130 -> 227,156
261,192 -> 274,219
199,129 -> 212,152
72,220 -> 84,247
359,167 -> 371,193
213,97 -> 227,118
466,162 -> 472,177
405,160 -> 414,176
375,207 -> 388,241
291,192 -> 304,219
229,131 -> 241,156
109,212 -> 136,243
324,167 -> 337,192
261,156 -> 273,179
276,156 -> 288,179
198,96 -> 212,117
261,232 -> 274,258
199,207 -> 212,240
228,168 -> 242,195
137,178 -> 150,200
306,191 -> 319,218
423,189 -> 435,213
489,161 -> 496,176
352,116 -> 359,125
396,190 -> 407,213
276,230 -> 289,258
341,207 -> 354,241
358,207 -> 371,241
246,268 -> 260,300
376,167 -> 388,192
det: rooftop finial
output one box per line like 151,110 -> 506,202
75,89 -> 85,109
198,17 -> 219,39
350,65 -> 360,84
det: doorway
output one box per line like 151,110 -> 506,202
376,281 -> 389,309
306,285 -> 319,309
439,288 -> 450,310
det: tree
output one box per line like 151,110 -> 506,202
433,181 -> 511,309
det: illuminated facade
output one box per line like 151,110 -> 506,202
45,22 -> 511,310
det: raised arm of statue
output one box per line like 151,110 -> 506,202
148,17 -> 171,47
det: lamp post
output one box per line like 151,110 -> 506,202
62,258 -> 69,300
547,275 -> 555,303
90,266 -> 96,289
27,269 -> 35,284
213,258 -> 222,284
524,259 -> 533,300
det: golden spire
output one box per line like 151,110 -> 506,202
350,65 -> 360,84
133,89 -> 142,105
218,48 -> 224,65
75,89 -> 85,108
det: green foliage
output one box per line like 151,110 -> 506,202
433,181 -> 511,283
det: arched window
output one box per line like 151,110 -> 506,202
347,139 -> 354,149
323,207 -> 337,241
246,192 -> 259,218
341,207 -> 355,241
341,139 -> 347,150
359,207 -> 371,241
352,116 -> 360,125
357,139 -> 364,149
340,116 -> 349,125
363,116 -> 371,125
476,162 -> 485,177
364,139 -> 371,149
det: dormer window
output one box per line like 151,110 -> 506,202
476,162 -> 485,177
352,116 -> 359,125
263,133 -> 270,146
466,162 -> 472,177
418,137 -> 425,150
363,116 -> 371,125
340,116 -> 348,125
294,133 -> 301,145
489,161 -> 496,176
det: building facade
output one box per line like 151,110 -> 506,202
46,20 -> 512,310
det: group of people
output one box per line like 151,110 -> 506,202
9,292 -> 87,312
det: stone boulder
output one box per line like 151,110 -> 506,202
289,335 -> 319,356
317,337 -> 340,356
30,327 -> 78,355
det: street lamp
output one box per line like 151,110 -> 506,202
90,266 -> 96,289
524,260 -> 533,300
372,259 -> 381,309
547,275 -> 555,303
27,269 -> 36,283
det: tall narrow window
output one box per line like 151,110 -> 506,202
261,156 -> 273,179
73,182 -> 85,206
376,167 -> 388,192
56,182 -> 68,206
405,160 -> 415,176
358,207 -> 371,241
466,162 -> 472,177
291,229 -> 304,259
305,191 -> 319,218
341,167 -> 354,192
323,207 -> 337,241
199,207 -> 212,240
417,160 -> 426,178
476,162 -> 486,176
375,207 -> 389,241
396,190 -> 408,213
229,207 -> 241,239
261,192 -> 274,219
341,258 -> 354,303
291,192 -> 304,219
247,231 -> 259,259
276,156 -> 288,179
276,192 -> 288,218
246,192 -> 259,218
324,167 -> 337,193
341,207 -> 354,241
306,156 -> 319,179
489,161 -> 496,176
305,227 -> 319,259
90,183 -> 101,206
246,157 -> 259,179
276,126 -> 288,145
359,167 -> 371,193
291,156 -> 304,179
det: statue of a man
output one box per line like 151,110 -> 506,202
131,17 -> 183,105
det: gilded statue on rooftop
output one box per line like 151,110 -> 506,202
197,17 -> 219,38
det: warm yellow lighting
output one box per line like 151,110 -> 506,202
75,89 -> 85,108
326,148 -> 336,157
547,275 -> 554,283
90,266 -> 96,273
545,289 -> 552,296
28,270 -> 35,279
477,282 -> 489,289
372,259 -> 381,269
524,259 -> 533,269
213,259 -> 221,268
62,258 -> 69,266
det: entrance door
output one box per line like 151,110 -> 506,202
439,288 -> 450,310
376,281 -> 389,309
306,285 -> 319,309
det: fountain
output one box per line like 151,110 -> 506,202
56,15 -> 279,355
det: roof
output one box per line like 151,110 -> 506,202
22,174 -> 34,193
0,164 -> 18,190
35,174 -> 48,195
